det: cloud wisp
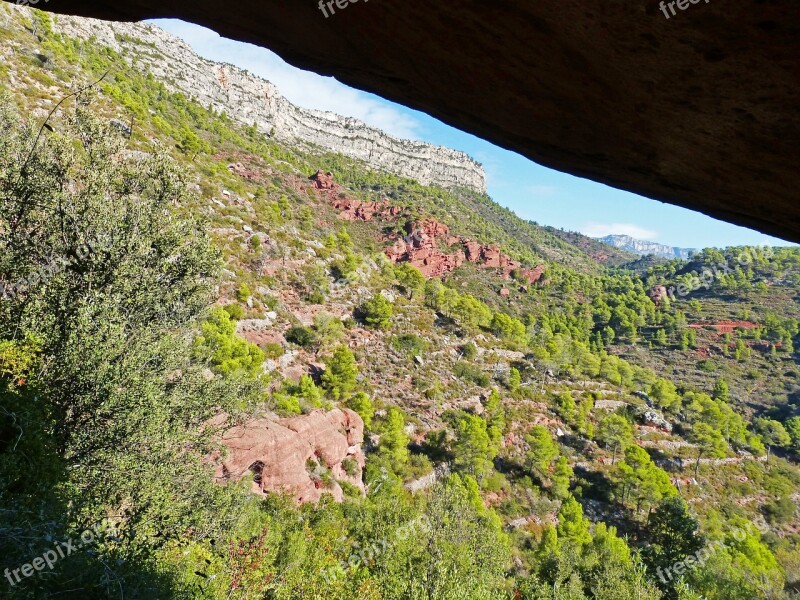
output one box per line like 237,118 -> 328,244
581,222 -> 659,240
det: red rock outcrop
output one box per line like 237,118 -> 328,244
649,285 -> 669,306
688,321 -> 759,335
214,408 -> 365,504
309,169 -> 338,191
309,170 -> 546,283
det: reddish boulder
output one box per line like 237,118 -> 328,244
649,285 -> 669,306
463,240 -> 483,262
214,409 -> 366,504
309,169 -> 338,190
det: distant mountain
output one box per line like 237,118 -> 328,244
595,234 -> 696,260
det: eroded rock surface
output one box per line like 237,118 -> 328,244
310,171 -> 546,282
215,408 -> 365,504
21,1 -> 800,242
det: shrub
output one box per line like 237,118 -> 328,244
342,457 -> 359,477
275,393 -> 302,415
359,294 -> 394,330
454,362 -> 490,387
321,345 -> 358,400
460,342 -> 478,360
390,334 -> 428,358
261,343 -> 283,360
223,303 -> 246,320
285,325 -> 316,348
193,308 -> 265,376
345,392 -> 374,428
235,282 -> 252,303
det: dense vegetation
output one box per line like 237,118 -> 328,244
0,7 -> 798,599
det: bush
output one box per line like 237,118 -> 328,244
223,303 -> 246,320
460,342 -> 478,360
359,294 -> 394,330
764,496 -> 795,524
345,392 -> 374,428
390,334 -> 428,358
342,457 -> 359,477
275,393 -> 302,415
285,326 -> 316,348
261,342 -> 283,360
321,345 -> 359,400
193,308 -> 265,376
454,362 -> 490,387
235,282 -> 252,303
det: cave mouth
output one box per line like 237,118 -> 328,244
248,460 -> 265,485
19,0 -> 800,242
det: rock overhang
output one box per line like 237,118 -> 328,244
14,0 -> 800,242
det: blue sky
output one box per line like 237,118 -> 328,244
152,19 -> 790,250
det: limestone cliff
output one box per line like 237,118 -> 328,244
49,12 -> 487,192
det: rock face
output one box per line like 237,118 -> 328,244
385,220 -> 546,283
648,285 -> 669,306
25,1 -> 800,242
598,235 -> 695,260
215,409 -> 365,504
310,171 -> 546,282
43,12 -> 486,193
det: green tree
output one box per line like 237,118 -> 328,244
691,422 -> 728,476
649,378 -> 682,412
193,308 -> 266,376
295,374 -> 323,407
753,417 -> 791,457
394,263 -> 425,298
617,445 -> 677,515
345,391 -> 374,429
551,456 -> 573,499
451,413 -> 497,481
313,312 -> 345,348
508,367 -> 522,392
526,425 -> 560,481
453,294 -> 492,331
641,497 -> 704,595
557,496 -> 593,548
712,378 -> 730,402
359,294 -> 393,330
321,345 -> 358,399
786,416 -> 800,451
484,388 -> 506,445
408,475 -> 511,598
0,95 -> 263,594
597,413 -> 634,465
490,312 -> 527,345
378,407 -> 410,472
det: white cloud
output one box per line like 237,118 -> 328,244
581,222 -> 659,240
149,20 -> 422,140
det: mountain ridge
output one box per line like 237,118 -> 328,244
596,233 -> 696,260
49,9 -> 487,193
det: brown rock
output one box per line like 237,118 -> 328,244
38,1 -> 800,242
649,285 -> 669,306
309,169 -> 337,191
214,409 -> 366,504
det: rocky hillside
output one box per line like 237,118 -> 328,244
51,10 -> 487,193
